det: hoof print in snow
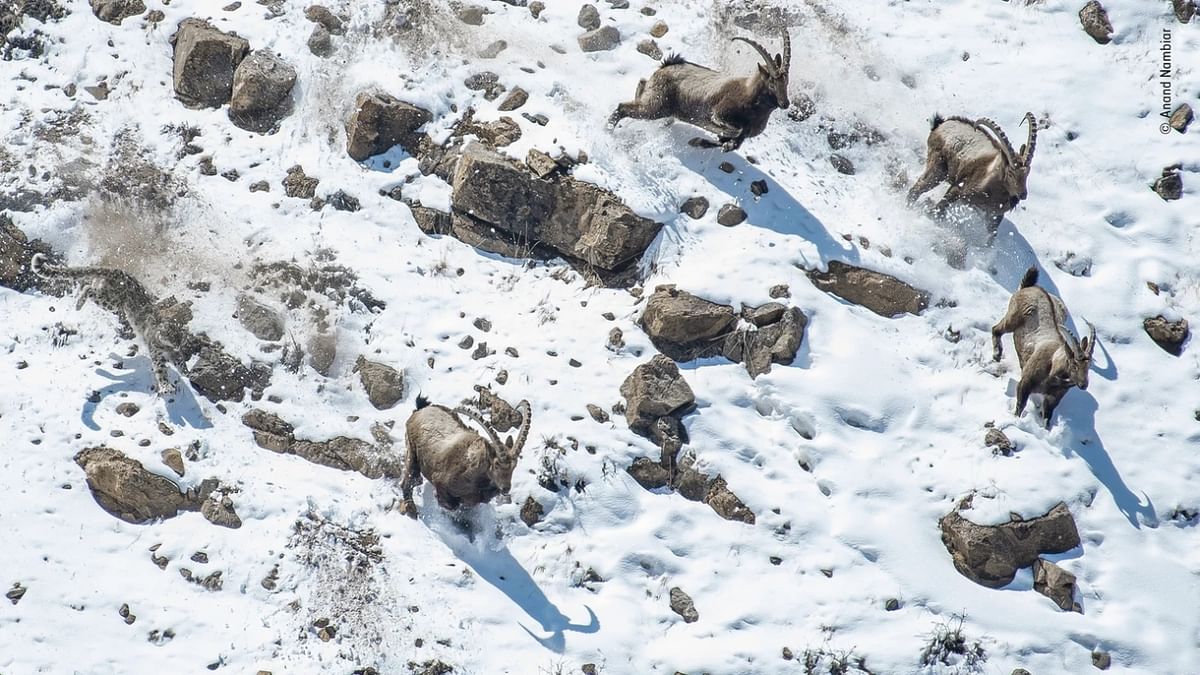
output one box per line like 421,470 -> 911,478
669,586 -> 699,623
939,501 -> 1081,588
170,18 -> 250,108
1143,315 -> 1189,355
807,261 -> 930,317
1078,1 -> 1113,44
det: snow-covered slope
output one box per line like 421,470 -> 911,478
1,1 -> 1198,673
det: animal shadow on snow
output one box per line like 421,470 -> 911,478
81,359 -> 211,431
421,500 -> 599,653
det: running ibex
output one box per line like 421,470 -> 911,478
992,267 -> 1095,428
609,27 -> 791,152
908,113 -> 1038,239
400,395 -> 531,516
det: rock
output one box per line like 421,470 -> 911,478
456,113 -> 521,146
830,154 -> 856,175
939,502 -> 1081,588
411,205 -> 452,235
637,38 -> 662,60
716,204 -> 747,227
769,284 -> 790,299
578,25 -> 620,52
523,112 -> 550,126
577,4 -> 600,30
170,18 -> 250,108
345,92 -> 433,161
308,24 -> 333,57
115,402 -> 140,417
626,457 -> 671,489
236,294 -> 285,341
619,355 -> 695,432
649,20 -> 668,37
161,448 -> 185,477
6,583 -> 27,605
304,5 -> 344,34
243,409 -> 400,479
722,306 -> 807,378
1079,1 -> 1113,44
355,356 -> 405,409
669,587 -> 699,623
497,87 -> 528,112
464,71 -> 506,100
529,1 -> 545,18
307,330 -> 337,375
0,215 -> 55,292
1033,558 -> 1081,612
449,143 -> 663,275
200,493 -> 242,529
1012,670 -> 1032,675
750,180 -> 768,197
249,180 -> 270,193
1143,316 -> 1189,355
188,343 -> 271,403
586,404 -> 609,423
1152,165 -> 1183,201
283,165 -> 320,199
807,261 -> 930,317
1092,651 -> 1112,670
228,51 -> 297,132
241,409 -> 295,452
1169,103 -> 1193,133
520,496 -> 544,527
1174,0 -> 1196,23
457,5 -> 487,25
639,285 -> 737,361
526,149 -> 560,178
985,427 -> 1015,456
90,0 -> 145,24
74,447 -> 189,523
679,196 -> 709,219
327,190 -> 360,212
479,39 -> 507,58
705,476 -> 755,524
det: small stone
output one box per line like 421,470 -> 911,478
830,154 -> 856,175
327,190 -> 360,212
457,5 -> 487,25
304,5 -> 345,34
578,25 -> 621,52
718,161 -> 735,173
1079,1 -> 1114,44
577,4 -> 600,30
497,87 -> 528,111
190,551 -> 209,564
522,112 -> 549,126
1170,103 -> 1193,133
119,602 -> 136,624
769,284 -> 790,299
6,583 -> 26,605
505,347 -> 519,358
885,598 -> 900,611
1092,650 -> 1112,670
1143,315 -> 1189,355
769,556 -> 782,565
520,496 -> 544,527
161,448 -> 185,477
473,317 -> 492,332
649,20 -> 668,37
479,39 -> 507,59
249,180 -> 269,193
717,204 -> 747,227
471,342 -> 493,360
750,179 -> 768,197
669,587 -> 699,623
781,647 -> 793,660
529,1 -> 544,18
586,404 -> 609,423
1153,166 -> 1183,201
985,427 -> 1015,456
308,24 -> 333,57
636,39 -> 662,60
680,196 -> 709,219
115,402 -> 140,417
607,327 -> 625,351
458,335 -> 475,350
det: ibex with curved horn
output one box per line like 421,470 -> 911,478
991,267 -> 1095,428
908,112 -> 1038,239
609,27 -> 792,152
400,394 -> 532,516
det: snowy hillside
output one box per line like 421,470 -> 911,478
1,0 -> 1198,674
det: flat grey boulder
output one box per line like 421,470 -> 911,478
236,294 -> 285,341
355,356 -> 405,410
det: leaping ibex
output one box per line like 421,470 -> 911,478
609,27 -> 791,152
908,113 -> 1038,239
991,267 -> 1095,428
400,394 -> 531,517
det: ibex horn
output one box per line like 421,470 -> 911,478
454,406 -> 507,457
1084,321 -> 1096,359
511,401 -> 532,456
1020,112 -> 1037,167
975,118 -> 1018,168
732,36 -> 779,77
781,25 -> 791,77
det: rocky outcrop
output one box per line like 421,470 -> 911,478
1143,315 -> 1189,355
940,502 -> 1081,588
345,92 -> 433,161
242,409 -> 403,479
170,18 -> 250,108
354,356 -> 405,410
229,51 -> 297,133
444,142 -> 663,285
638,286 -> 807,377
807,261 -> 929,317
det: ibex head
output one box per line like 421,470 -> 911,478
732,26 -> 791,109
977,113 -> 1037,205
1055,321 -> 1096,391
455,401 -> 531,495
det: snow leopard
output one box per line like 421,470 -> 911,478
31,253 -> 193,396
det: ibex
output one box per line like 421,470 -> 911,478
608,27 -> 791,152
400,394 -> 531,517
991,267 -> 1095,428
908,113 -> 1037,239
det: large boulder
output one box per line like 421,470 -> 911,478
722,305 -> 807,378
354,356 -> 405,410
449,143 -> 663,275
90,0 -> 145,24
619,355 -> 695,433
170,18 -> 250,108
807,261 -> 929,317
74,447 -> 189,523
345,92 -> 433,161
639,285 -> 737,361
940,502 -> 1081,588
229,50 -> 297,133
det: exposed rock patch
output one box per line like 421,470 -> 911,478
236,294 -> 285,341
90,0 -> 145,24
354,356 -> 405,409
74,447 -> 235,527
345,92 -> 432,161
807,261 -> 929,317
1078,1 -> 1113,44
229,51 -> 297,133
242,409 -> 402,479
171,18 -> 250,108
940,501 -> 1081,588
188,342 -> 271,403
1143,315 -> 1189,355
619,355 -> 695,434
1033,558 -> 1081,612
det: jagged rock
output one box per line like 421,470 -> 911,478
304,5 -> 344,34
717,203 -> 747,227
242,409 -> 401,479
228,51 -> 296,132
236,294 -> 285,341
0,214 -> 55,292
526,149 -> 560,178
241,409 -> 294,452
308,330 -> 337,375
188,343 -> 271,403
807,261 -> 929,317
497,87 -> 528,111
626,457 -> 671,489
586,403 -> 609,423
454,113 -> 521,147
985,427 -> 1015,456
308,24 -> 333,57
464,71 -> 506,101
1153,165 -> 1183,201
1169,103 -> 1193,133
1143,315 -> 1189,355
200,493 -> 242,529
449,142 -> 663,275
346,92 -> 433,161
578,4 -> 600,30
355,356 -> 405,409
939,502 -> 1081,588
1079,1 -> 1113,44
161,448 -> 185,477
520,496 -> 544,527
679,196 -> 708,219
669,587 -> 699,623
722,306 -> 806,378
578,25 -> 620,52
283,165 -> 320,199
90,0 -> 145,24
75,447 -> 190,523
1033,558 -> 1081,612
705,476 -> 755,524
639,285 -> 737,361
170,18 -> 250,108
1174,0 -> 1197,23
637,38 -> 662,60
620,355 -> 695,433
